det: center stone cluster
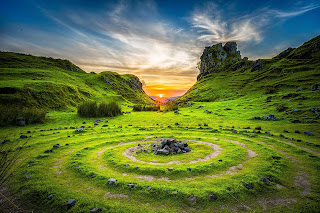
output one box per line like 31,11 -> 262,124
152,139 -> 192,155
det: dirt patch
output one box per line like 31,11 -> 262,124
67,150 -> 74,154
103,192 -> 129,199
134,175 -> 170,181
99,165 -> 106,169
263,136 -> 320,156
257,197 -> 297,211
294,171 -> 311,195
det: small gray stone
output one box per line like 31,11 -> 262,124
53,144 -> 60,148
47,194 -> 55,200
127,184 -> 135,188
108,178 -> 117,185
259,177 -> 269,185
90,208 -> 102,213
44,149 -> 52,153
67,199 -> 76,209
243,182 -> 253,189
304,132 -> 314,136
208,194 -> 217,200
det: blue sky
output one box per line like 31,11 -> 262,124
1,0 -> 319,96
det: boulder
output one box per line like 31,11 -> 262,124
20,135 -> 28,139
255,126 -> 261,130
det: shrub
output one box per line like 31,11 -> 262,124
133,105 -> 160,111
163,102 -> 178,111
0,105 -> 47,127
265,87 -> 277,94
78,101 -> 122,117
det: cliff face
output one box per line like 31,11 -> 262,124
177,35 -> 320,103
199,42 -> 241,77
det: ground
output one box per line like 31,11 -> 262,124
1,100 -> 319,213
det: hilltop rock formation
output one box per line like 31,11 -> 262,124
199,42 -> 242,79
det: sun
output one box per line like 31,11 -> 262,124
158,94 -> 164,98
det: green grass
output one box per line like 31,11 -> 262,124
0,36 -> 320,212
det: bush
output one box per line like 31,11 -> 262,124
0,105 -> 47,127
163,102 -> 178,111
133,105 -> 160,111
78,101 -> 122,117
265,87 -> 277,94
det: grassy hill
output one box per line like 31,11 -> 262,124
177,35 -> 320,122
0,52 -> 154,110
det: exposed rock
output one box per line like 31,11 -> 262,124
47,194 -> 55,200
273,47 -> 296,59
108,178 -> 117,185
304,132 -> 314,136
252,116 -> 261,120
188,195 -> 196,203
255,126 -> 261,130
151,139 -> 192,155
291,119 -> 301,123
67,199 -> 76,210
90,208 -> 102,213
16,117 -> 26,126
44,149 -> 52,153
208,194 -> 217,200
243,182 -> 253,189
20,135 -> 28,139
53,144 -> 60,148
251,59 -> 264,71
259,177 -> 269,185
127,184 -> 135,188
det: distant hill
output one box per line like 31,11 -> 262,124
0,52 -> 154,109
150,96 -> 180,103
177,35 -> 320,121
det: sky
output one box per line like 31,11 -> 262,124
1,0 -> 320,97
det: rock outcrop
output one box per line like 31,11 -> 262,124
199,42 -> 242,78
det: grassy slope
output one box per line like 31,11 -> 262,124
177,35 -> 320,122
0,52 -> 154,109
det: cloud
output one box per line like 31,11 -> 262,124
271,3 -> 320,18
191,2 -> 319,44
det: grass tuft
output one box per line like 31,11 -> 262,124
77,101 -> 122,117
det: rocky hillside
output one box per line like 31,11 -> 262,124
0,52 -> 154,109
177,35 -> 320,122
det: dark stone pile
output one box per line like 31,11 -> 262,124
152,139 -> 191,155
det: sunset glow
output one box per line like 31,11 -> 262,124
158,94 -> 163,98
1,1 -> 319,97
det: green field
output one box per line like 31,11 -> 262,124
0,36 -> 320,212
